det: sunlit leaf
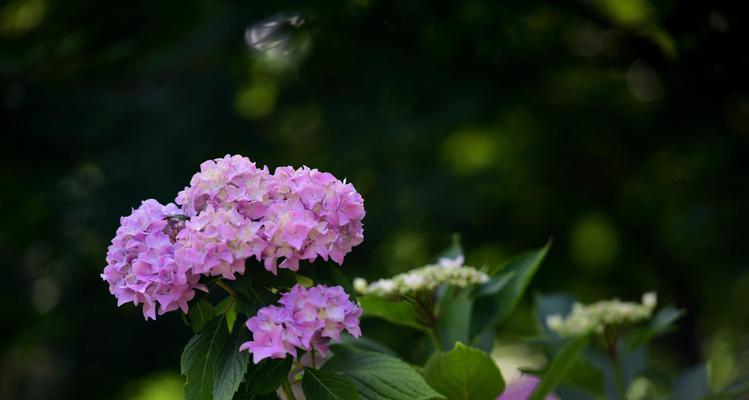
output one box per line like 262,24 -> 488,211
216,296 -> 238,332
358,295 -> 427,331
424,342 -> 504,400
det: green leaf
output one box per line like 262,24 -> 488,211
358,295 -> 427,331
233,393 -> 280,400
231,275 -> 277,317
650,306 -> 685,335
530,335 -> 590,400
471,241 -> 551,340
213,321 -> 250,400
338,335 -> 399,356
246,357 -> 293,395
472,271 -> 515,297
424,342 -> 504,400
323,345 -> 445,400
216,297 -> 238,332
181,317 -> 230,400
189,299 -> 216,333
302,368 -> 360,400
628,306 -> 685,348
490,240 -> 551,324
436,288 -> 473,350
230,267 -> 293,317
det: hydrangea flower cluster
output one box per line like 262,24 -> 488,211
175,155 -> 366,275
353,255 -> 489,297
497,375 -> 558,400
546,293 -> 657,337
101,199 -> 206,320
239,284 -> 362,364
101,155 -> 365,319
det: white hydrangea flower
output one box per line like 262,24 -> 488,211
353,278 -> 368,293
354,258 -> 488,296
366,279 -> 398,296
642,292 -> 657,309
546,292 -> 658,337
437,255 -> 464,269
403,272 -> 425,289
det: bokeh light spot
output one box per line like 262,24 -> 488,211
0,0 -> 45,34
127,373 -> 183,400
707,331 -> 737,392
31,277 -> 60,314
598,0 -> 653,26
626,60 -> 664,102
235,81 -> 278,119
442,127 -> 499,175
570,214 -> 619,273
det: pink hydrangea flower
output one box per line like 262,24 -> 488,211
238,306 -> 302,362
498,375 -> 558,400
175,155 -> 365,275
261,166 -> 365,273
175,205 -> 266,279
176,154 -> 273,218
240,284 -> 362,364
101,199 -> 205,320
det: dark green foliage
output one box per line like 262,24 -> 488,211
322,345 -> 444,400
245,357 -> 293,395
3,1 -> 748,398
302,368 -> 360,400
181,317 -> 232,400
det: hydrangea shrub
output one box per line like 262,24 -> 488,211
102,155 -> 705,400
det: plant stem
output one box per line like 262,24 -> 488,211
414,297 -> 443,351
215,280 -> 236,297
612,360 -> 626,400
429,328 -> 444,351
604,326 -> 626,400
282,381 -> 297,400
310,348 -> 317,369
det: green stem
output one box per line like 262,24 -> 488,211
311,348 -> 316,369
612,360 -> 626,400
411,294 -> 444,351
215,280 -> 236,297
282,381 -> 297,400
429,328 -> 444,351
604,326 -> 626,400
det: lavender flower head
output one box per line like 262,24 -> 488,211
175,205 -> 265,280
262,166 -> 365,273
101,199 -> 204,320
498,375 -> 558,400
176,154 -> 273,218
240,284 -> 362,364
102,156 -> 365,319
175,155 -> 365,276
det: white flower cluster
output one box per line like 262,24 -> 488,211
353,255 -> 489,297
546,292 -> 657,337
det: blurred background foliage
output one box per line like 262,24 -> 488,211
1,0 -> 748,398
